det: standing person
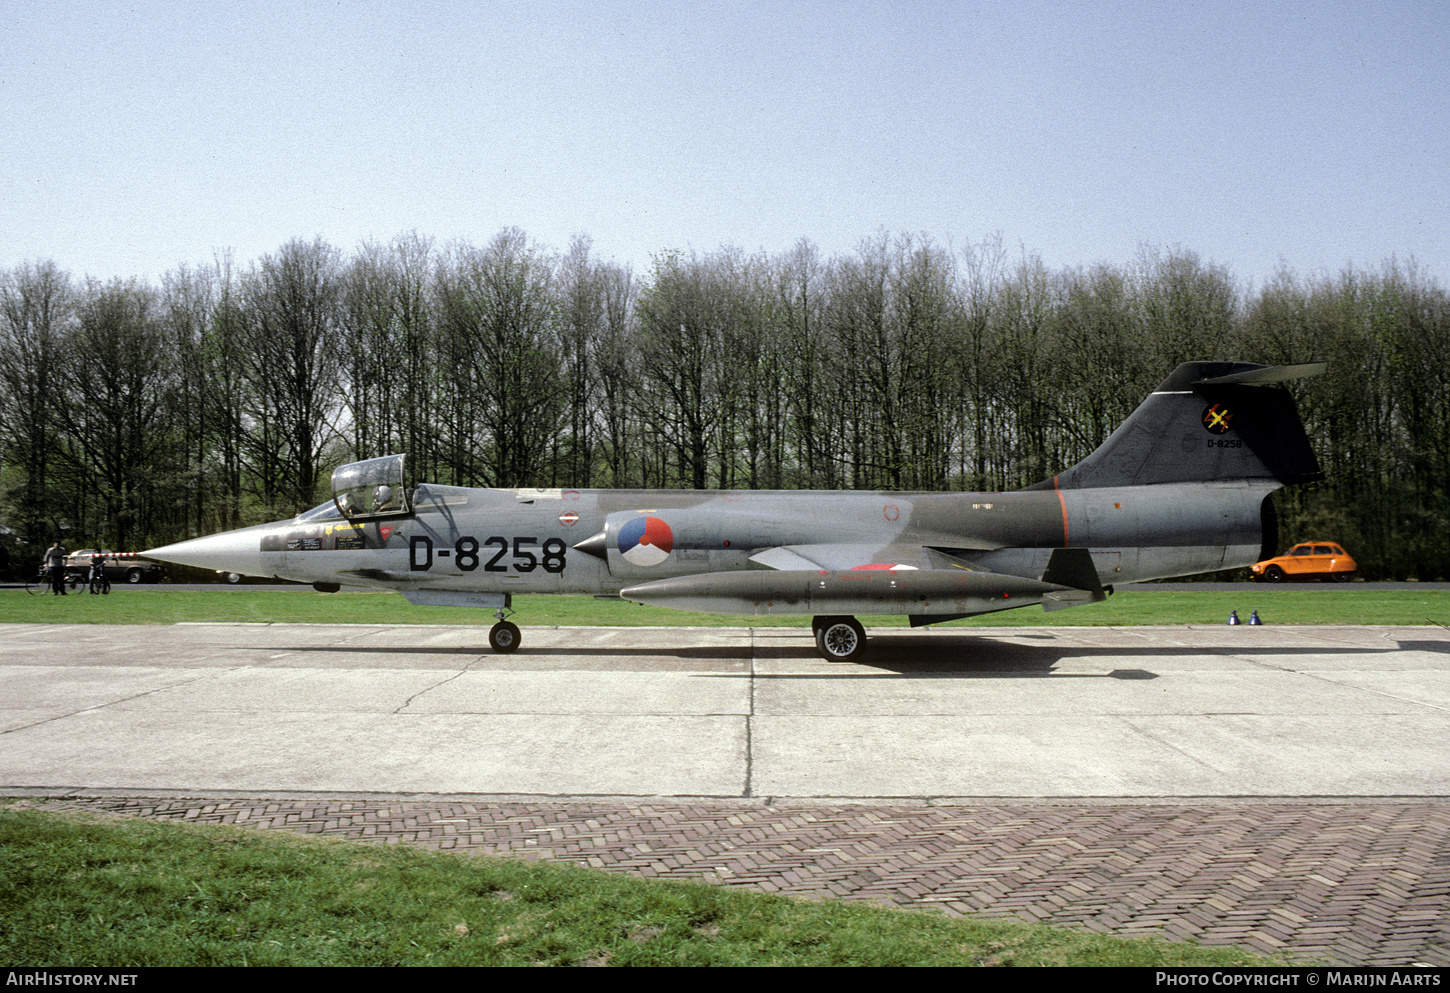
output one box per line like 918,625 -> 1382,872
89,550 -> 108,593
43,541 -> 68,595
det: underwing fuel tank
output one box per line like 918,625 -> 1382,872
620,568 -> 1069,616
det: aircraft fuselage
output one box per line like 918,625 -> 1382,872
210,479 -> 1273,608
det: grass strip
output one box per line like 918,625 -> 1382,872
2,587 -> 1447,627
0,804 -> 1274,967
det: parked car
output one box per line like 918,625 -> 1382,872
1250,542 -> 1357,583
64,550 -> 168,585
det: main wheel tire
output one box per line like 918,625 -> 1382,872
814,616 -> 865,661
489,621 -> 521,654
1265,565 -> 1285,583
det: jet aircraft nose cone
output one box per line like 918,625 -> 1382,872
144,524 -> 272,578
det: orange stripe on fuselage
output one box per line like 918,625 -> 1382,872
1053,476 -> 1069,546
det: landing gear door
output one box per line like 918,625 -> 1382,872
332,454 -> 412,520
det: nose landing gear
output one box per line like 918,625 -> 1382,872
489,607 -> 521,653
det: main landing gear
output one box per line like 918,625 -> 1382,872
812,615 -> 866,661
489,606 -> 521,654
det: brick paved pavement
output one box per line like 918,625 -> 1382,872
26,796 -> 1450,966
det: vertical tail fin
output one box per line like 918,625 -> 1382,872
1030,361 -> 1325,490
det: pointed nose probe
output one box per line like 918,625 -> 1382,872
143,525 -> 270,578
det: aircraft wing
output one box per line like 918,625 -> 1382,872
747,542 -> 980,573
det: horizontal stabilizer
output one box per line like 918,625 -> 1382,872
1194,362 -> 1326,386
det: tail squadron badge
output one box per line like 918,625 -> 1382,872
1202,403 -> 1233,434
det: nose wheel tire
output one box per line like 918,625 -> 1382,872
813,615 -> 866,661
489,620 -> 521,654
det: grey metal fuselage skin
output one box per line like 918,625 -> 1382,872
226,478 -> 1271,618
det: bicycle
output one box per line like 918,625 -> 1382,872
88,565 -> 111,595
26,566 -> 79,595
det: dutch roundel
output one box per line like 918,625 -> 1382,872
618,515 -> 674,567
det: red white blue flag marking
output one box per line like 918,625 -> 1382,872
619,515 -> 674,567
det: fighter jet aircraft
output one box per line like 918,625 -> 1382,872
144,361 -> 1325,660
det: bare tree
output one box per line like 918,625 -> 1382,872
774,239 -> 831,487
956,234 -> 1009,489
60,278 -> 177,549
434,229 -> 563,488
556,236 -> 606,486
592,260 -> 637,487
635,250 -> 749,489
238,238 -> 345,515
0,260 -> 73,548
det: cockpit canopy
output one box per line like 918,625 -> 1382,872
330,454 -> 411,520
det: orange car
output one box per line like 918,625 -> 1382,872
1250,542 -> 1357,582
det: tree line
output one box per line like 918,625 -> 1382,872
1,230 -> 1446,580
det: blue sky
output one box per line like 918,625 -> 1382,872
4,0 -> 1447,290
